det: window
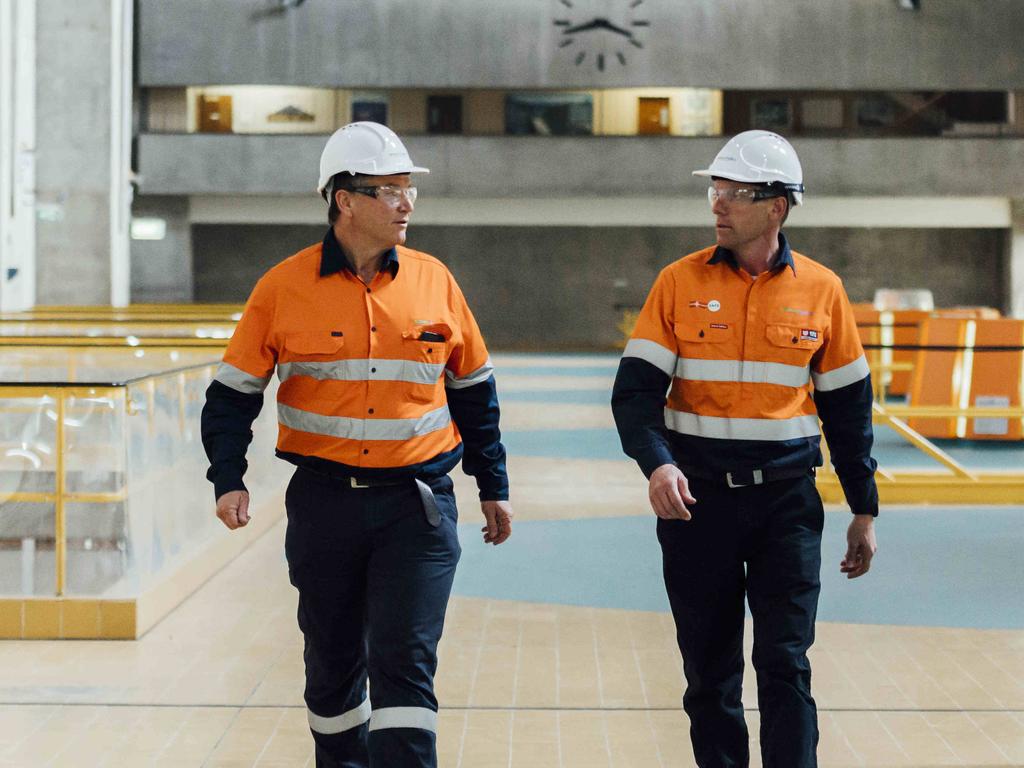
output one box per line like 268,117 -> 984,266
427,95 -> 463,134
352,91 -> 388,125
505,93 -> 593,136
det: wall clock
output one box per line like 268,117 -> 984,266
552,0 -> 650,71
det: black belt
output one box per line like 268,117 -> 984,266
347,475 -> 442,528
680,465 -> 814,489
296,468 -> 443,527
346,476 -> 406,489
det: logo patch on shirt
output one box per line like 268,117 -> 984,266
710,323 -> 729,330
688,299 -> 722,312
800,328 -> 819,341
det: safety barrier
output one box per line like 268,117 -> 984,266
902,317 -> 1024,440
817,399 -> 1024,505
0,345 -> 287,639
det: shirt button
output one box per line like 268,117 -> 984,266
363,449 -> 369,455
371,367 -> 377,373
368,408 -> 374,414
698,330 -> 705,338
366,288 -> 371,294
792,336 -> 798,343
371,326 -> 377,332
427,348 -> 432,353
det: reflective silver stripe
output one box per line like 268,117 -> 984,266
676,358 -> 810,388
623,338 -> 677,377
445,358 -> 494,389
665,409 -> 820,441
812,354 -> 870,392
308,699 -> 371,735
214,362 -> 271,394
278,358 -> 444,386
368,706 -> 437,733
278,403 -> 451,441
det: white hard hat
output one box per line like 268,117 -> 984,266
317,122 -> 428,198
693,130 -> 804,205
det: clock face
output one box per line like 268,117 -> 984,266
552,0 -> 650,71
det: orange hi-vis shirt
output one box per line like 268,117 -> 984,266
613,235 -> 878,514
212,237 -> 495,476
629,245 -> 868,440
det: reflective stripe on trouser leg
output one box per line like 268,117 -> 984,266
366,479 -> 461,768
308,698 -> 371,735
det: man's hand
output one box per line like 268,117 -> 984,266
840,514 -> 876,578
649,464 -> 696,521
481,500 -> 513,545
216,490 -> 251,530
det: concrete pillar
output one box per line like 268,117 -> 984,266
1008,199 -> 1024,319
33,0 -> 132,306
0,0 -> 37,311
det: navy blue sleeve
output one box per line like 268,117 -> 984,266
201,380 -> 265,500
814,375 -> 879,516
611,357 -> 676,478
447,375 -> 509,501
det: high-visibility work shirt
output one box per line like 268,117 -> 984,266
612,233 -> 878,515
201,229 -> 508,501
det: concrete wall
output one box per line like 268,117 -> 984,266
192,224 -> 1005,349
137,133 -> 1024,198
138,0 -> 1024,91
34,0 -> 112,304
130,196 -> 193,302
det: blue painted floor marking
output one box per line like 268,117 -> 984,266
453,508 -> 1024,630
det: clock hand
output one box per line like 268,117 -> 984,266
563,19 -> 603,35
591,17 -> 634,37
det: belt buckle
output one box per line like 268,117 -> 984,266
350,477 -> 370,489
726,469 -> 764,488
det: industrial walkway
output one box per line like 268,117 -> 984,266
1,355 -> 1022,766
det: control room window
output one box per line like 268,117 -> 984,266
427,95 -> 463,134
505,92 -> 593,136
352,91 -> 388,125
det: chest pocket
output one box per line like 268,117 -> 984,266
765,324 -> 824,367
281,332 -> 345,362
402,323 -> 451,403
674,321 -> 734,357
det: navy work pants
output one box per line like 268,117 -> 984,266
284,467 -> 461,768
657,473 -> 823,768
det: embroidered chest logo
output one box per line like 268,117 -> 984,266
689,299 -> 722,312
800,328 -> 819,341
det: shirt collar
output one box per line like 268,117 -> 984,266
707,231 -> 796,276
319,228 -> 400,278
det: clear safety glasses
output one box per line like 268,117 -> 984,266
351,185 -> 418,206
707,186 -> 782,206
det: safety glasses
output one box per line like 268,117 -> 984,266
707,186 -> 782,206
351,185 -> 418,206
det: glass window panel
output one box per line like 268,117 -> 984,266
65,502 -> 128,595
0,502 -> 56,596
505,92 -> 593,136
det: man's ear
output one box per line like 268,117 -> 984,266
335,189 -> 352,217
774,196 -> 789,223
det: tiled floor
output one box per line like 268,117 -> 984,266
2,354 -> 1023,766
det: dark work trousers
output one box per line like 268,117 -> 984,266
284,467 -> 461,768
657,472 -> 823,768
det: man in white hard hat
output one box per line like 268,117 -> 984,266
202,121 -> 513,767
612,130 -> 878,767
